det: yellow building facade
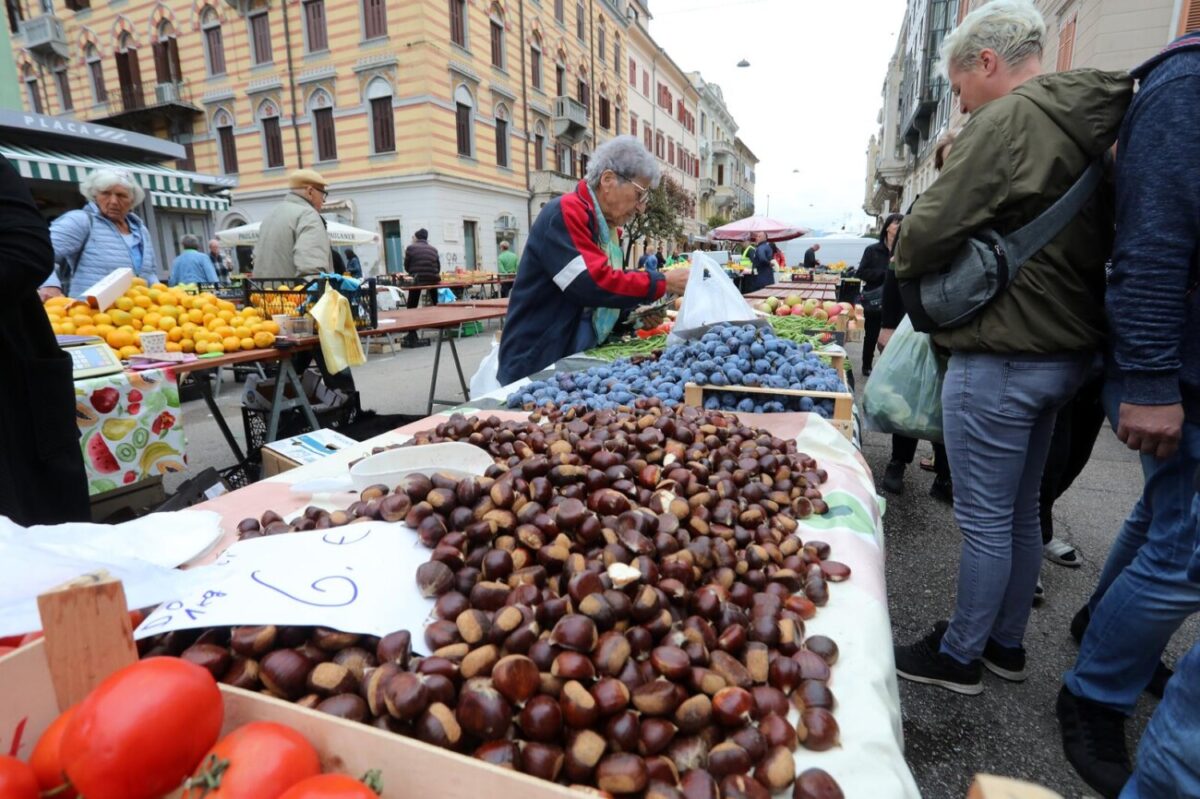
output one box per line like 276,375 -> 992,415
8,0 -> 720,271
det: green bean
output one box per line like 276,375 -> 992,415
585,335 -> 667,361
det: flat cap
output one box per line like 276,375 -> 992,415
288,168 -> 328,189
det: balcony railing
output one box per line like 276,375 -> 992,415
711,140 -> 735,157
553,96 -> 589,145
19,15 -> 68,60
91,81 -> 199,121
531,169 -> 580,198
699,178 -> 715,195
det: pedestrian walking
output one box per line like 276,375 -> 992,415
498,240 -> 518,298
252,169 -> 332,280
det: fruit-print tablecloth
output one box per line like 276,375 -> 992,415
74,368 -> 187,495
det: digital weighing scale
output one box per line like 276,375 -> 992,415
57,335 -> 125,379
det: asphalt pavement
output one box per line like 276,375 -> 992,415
166,327 -> 1198,799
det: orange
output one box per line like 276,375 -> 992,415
133,295 -> 152,308
58,321 -> 76,334
215,326 -> 236,339
143,312 -> 162,328
180,339 -> 195,353
222,336 -> 241,353
131,319 -> 143,330
95,324 -> 115,337
151,282 -> 168,291
92,312 -> 113,326
167,327 -> 184,343
157,317 -> 177,332
158,304 -> 179,318
165,342 -> 183,353
217,300 -> 236,312
208,342 -> 225,354
118,345 -> 141,359
187,308 -> 204,324
50,323 -> 64,335
76,325 -> 98,336
194,341 -> 210,354
107,329 -> 134,349
109,310 -> 132,326
233,326 -> 252,339
130,306 -> 147,320
115,297 -> 134,311
217,309 -> 235,322
46,313 -> 62,324
240,337 -> 255,351
130,277 -> 148,287
261,320 -> 281,335
253,331 -> 275,348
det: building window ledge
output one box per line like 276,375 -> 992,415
262,166 -> 287,176
314,159 -> 340,168
369,151 -> 398,162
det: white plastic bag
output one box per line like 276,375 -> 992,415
861,317 -> 945,442
669,251 -> 758,344
469,337 -> 503,397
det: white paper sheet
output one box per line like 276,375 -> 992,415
134,523 -> 435,641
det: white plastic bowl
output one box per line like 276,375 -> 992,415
348,442 -> 495,491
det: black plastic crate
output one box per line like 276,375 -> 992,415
243,277 -> 378,330
241,391 -> 362,463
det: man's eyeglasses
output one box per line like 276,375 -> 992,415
619,174 -> 651,204
310,186 -> 329,198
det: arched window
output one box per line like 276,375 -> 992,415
257,99 -> 284,169
367,77 -> 395,154
201,7 -> 226,76
454,84 -> 474,157
489,7 -> 505,69
530,32 -> 542,91
23,64 -> 42,114
153,21 -> 182,85
494,103 -> 509,167
115,34 -> 144,110
213,107 -> 238,174
579,142 -> 590,178
613,37 -> 620,78
555,53 -> 566,97
576,67 -> 589,116
598,18 -> 606,63
533,120 -> 547,171
49,57 -> 72,111
308,89 -> 337,162
575,0 -> 584,39
86,45 -> 108,103
598,83 -> 610,130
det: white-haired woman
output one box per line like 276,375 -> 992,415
497,135 -> 689,384
39,168 -> 159,300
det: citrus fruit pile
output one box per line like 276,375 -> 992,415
44,278 -> 280,359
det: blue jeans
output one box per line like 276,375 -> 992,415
1064,385 -> 1200,714
1120,614 -> 1200,797
940,352 -> 1092,664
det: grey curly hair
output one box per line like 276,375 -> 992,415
79,167 -> 146,206
585,135 -> 661,190
939,0 -> 1046,78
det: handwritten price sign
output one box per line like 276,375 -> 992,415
135,524 -> 433,640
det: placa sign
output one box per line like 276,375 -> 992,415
134,524 -> 434,641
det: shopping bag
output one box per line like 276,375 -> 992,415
310,283 -> 366,373
437,287 -> 457,304
469,336 -> 503,397
861,316 -> 944,442
668,251 -> 760,344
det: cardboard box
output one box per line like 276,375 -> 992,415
261,428 -> 358,477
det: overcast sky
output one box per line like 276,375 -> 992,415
647,0 -> 906,233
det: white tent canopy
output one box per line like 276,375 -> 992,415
215,220 -> 380,247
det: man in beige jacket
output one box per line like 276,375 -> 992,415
252,169 -> 332,279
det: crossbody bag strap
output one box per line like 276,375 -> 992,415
1004,159 -> 1104,268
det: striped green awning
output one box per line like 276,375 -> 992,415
0,144 -> 193,193
151,190 -> 230,212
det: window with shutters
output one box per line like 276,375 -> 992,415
668,139 -> 674,165
449,0 -> 466,47
630,111 -> 637,137
598,94 -> 610,130
576,1 -> 584,39
258,100 -> 285,169
1056,14 -> 1075,71
643,122 -> 651,151
53,60 -> 72,111
554,141 -> 565,172
115,35 -> 144,110
556,63 -> 566,97
1179,0 -> 1200,33
454,85 -> 474,157
86,46 -> 108,103
304,0 -> 328,52
577,77 -> 588,110
534,122 -> 546,170
530,36 -> 542,90
202,9 -> 226,76
153,22 -> 182,85
5,0 -> 22,34
554,0 -> 564,24
642,71 -> 648,96
494,104 -> 509,167
598,20 -> 606,63
367,78 -> 395,154
214,108 -> 238,174
628,56 -> 636,87
363,0 -> 387,39
490,13 -> 505,68
309,90 -> 337,162
23,65 -> 42,114
613,41 -> 620,77
579,145 -> 589,178
250,10 -> 272,64
655,132 -> 664,160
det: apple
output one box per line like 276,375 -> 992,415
826,305 -> 843,318
785,294 -> 803,308
776,305 -> 792,316
813,309 -> 829,321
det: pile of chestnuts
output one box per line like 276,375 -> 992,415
146,402 -> 850,798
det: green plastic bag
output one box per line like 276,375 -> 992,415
861,316 -> 945,442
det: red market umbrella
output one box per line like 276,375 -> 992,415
712,215 -> 809,242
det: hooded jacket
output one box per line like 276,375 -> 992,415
251,193 -> 332,280
895,68 -> 1134,353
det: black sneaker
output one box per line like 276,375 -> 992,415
881,460 -> 905,495
1056,687 -> 1131,798
1033,578 -> 1045,607
1070,604 -> 1174,698
932,620 -> 1027,682
895,627 -> 983,695
929,475 -> 954,505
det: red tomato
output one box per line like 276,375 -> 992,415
29,706 -> 78,799
61,657 -> 224,799
277,774 -> 381,799
0,755 -> 39,799
180,722 -> 321,799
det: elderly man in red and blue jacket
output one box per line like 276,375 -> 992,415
498,136 -> 689,384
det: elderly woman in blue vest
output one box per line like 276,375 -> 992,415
38,168 -> 159,300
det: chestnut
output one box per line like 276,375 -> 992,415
596,753 -> 649,795
221,657 -> 261,690
728,725 -> 766,763
456,678 -> 513,741
492,654 -> 540,705
315,693 -> 368,722
230,625 -> 277,658
180,643 -> 231,680
415,702 -> 463,749
475,740 -> 521,770
706,742 -> 752,778
638,717 -> 678,756
798,707 -> 840,751
711,686 -> 755,728
750,685 -> 788,720
604,710 -> 641,753
551,614 -> 599,653
519,694 -> 564,742
795,679 -> 836,711
560,679 -> 600,729
260,649 -> 313,700
720,774 -> 770,799
331,647 -> 377,682
416,561 -> 455,597
564,729 -> 608,783
460,644 -> 500,679
673,693 -> 713,735
520,742 -> 565,782
384,671 -> 430,721
680,769 -> 720,799
590,677 -> 631,717
650,646 -> 691,681
376,630 -> 412,668
632,679 -> 683,717
307,662 -> 358,696
805,634 -> 840,665
794,768 -> 845,799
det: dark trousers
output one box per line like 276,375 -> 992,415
862,311 -> 883,372
892,435 -> 950,480
1039,371 -> 1106,543
291,345 -> 357,393
405,285 -> 439,342
500,281 -> 513,298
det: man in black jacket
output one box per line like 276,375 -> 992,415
0,155 -> 89,525
403,228 -> 441,345
803,243 -> 821,270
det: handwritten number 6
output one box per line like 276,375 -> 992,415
250,571 -> 360,607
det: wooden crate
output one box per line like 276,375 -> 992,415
682,357 -> 854,440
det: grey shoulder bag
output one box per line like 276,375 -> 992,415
901,159 -> 1104,333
